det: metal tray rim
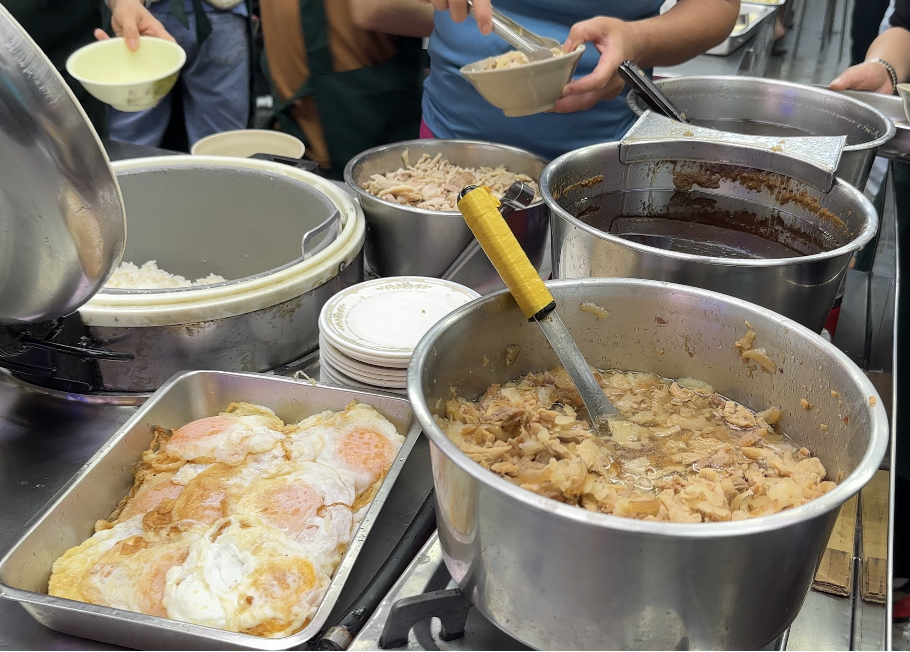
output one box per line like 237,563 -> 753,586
705,3 -> 775,56
0,369 -> 422,650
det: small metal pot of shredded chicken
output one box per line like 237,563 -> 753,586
407,277 -> 888,652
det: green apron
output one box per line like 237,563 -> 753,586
4,0 -> 109,138
268,0 -> 423,178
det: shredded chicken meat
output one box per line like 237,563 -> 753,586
438,368 -> 836,523
480,48 -> 565,70
361,152 -> 538,211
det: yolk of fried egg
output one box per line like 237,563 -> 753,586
288,403 -> 405,495
232,462 -> 354,540
163,518 -> 330,637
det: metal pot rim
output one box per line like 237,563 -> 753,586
407,277 -> 889,538
539,149 -> 880,267
342,139 -> 549,216
625,75 -> 897,152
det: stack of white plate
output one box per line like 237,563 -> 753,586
318,276 -> 480,393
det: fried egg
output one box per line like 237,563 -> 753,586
49,516 -> 206,617
228,462 -> 357,573
171,452 -> 284,525
231,462 -> 354,538
115,471 -> 185,523
292,403 -> 405,495
163,517 -> 330,637
163,403 -> 286,466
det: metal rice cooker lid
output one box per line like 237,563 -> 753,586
0,6 -> 126,325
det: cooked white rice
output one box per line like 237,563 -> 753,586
105,260 -> 227,289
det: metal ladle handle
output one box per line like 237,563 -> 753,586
442,182 -> 535,281
301,209 -> 341,260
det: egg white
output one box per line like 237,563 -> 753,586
164,517 -> 330,637
294,403 -> 405,495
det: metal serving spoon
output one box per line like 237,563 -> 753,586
457,182 -> 619,431
466,0 -> 561,62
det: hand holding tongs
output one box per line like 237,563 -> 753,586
618,60 -> 688,123
466,0 -> 560,62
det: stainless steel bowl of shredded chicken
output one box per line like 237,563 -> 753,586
343,139 -> 549,282
407,277 -> 888,651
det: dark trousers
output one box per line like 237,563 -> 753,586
851,0 -> 892,65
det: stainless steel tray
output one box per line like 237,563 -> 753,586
0,370 -> 422,650
706,3 -> 776,56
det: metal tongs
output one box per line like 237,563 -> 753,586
466,0 -> 561,62
617,60 -> 688,123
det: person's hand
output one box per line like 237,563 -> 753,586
416,0 -> 493,35
94,0 -> 175,52
553,17 -> 632,114
830,61 -> 893,94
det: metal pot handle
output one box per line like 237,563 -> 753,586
619,111 -> 846,192
441,182 -> 536,281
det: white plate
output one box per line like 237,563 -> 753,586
319,337 -> 408,383
319,335 -> 408,377
320,349 -> 407,388
320,358 -> 407,394
319,358 -> 371,388
321,352 -> 407,389
319,277 -> 479,362
323,343 -> 411,369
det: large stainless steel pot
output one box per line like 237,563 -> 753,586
409,278 -> 888,650
541,126 -> 879,333
77,156 -> 364,392
627,77 -> 895,188
344,140 -> 549,296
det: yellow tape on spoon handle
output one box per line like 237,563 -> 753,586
457,186 -> 554,319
